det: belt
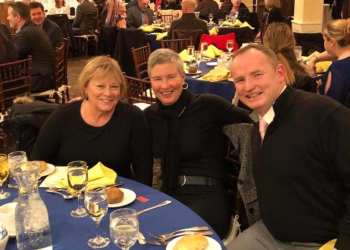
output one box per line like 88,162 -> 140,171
178,175 -> 221,187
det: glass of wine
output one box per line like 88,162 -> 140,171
0,154 -> 10,199
67,160 -> 88,218
208,13 -> 214,25
85,188 -> 110,248
110,208 -> 139,250
8,151 -> 27,187
226,40 -> 234,55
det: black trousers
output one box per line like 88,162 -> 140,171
173,184 -> 231,239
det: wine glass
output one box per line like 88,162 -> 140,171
67,160 -> 88,218
194,50 -> 202,65
8,151 -> 27,188
294,45 -> 303,62
85,188 -> 110,248
208,13 -> 214,25
226,40 -> 234,54
0,154 -> 10,199
200,42 -> 208,55
110,208 -> 139,250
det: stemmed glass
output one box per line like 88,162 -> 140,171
8,151 -> 27,188
67,160 -> 88,218
0,154 -> 10,199
85,188 -> 110,248
208,13 -> 214,25
110,208 -> 139,250
226,40 -> 234,55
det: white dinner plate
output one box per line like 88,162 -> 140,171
108,188 -> 136,208
0,202 -> 17,237
206,61 -> 218,67
185,70 -> 202,75
166,236 -> 222,250
40,163 -> 55,177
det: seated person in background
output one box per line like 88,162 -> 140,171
72,0 -> 98,33
145,48 -> 250,238
31,56 -> 153,185
168,0 -> 208,38
229,43 -> 350,250
258,0 -> 285,40
47,0 -> 71,16
0,24 -> 17,63
29,2 -> 64,48
7,2 -> 55,93
320,18 -> 350,107
263,22 -> 317,92
219,0 -> 250,22
127,0 -> 153,28
104,0 -> 127,28
195,0 -> 219,22
161,0 -> 181,10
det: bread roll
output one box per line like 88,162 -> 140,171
105,187 -> 124,204
173,234 -> 209,250
38,161 -> 48,173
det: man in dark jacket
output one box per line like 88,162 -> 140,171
196,0 -> 219,21
29,2 -> 63,48
7,2 -> 55,93
0,24 -> 17,63
127,0 -> 154,28
73,0 -> 98,33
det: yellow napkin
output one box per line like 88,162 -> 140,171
319,239 -> 336,250
202,45 -> 224,59
55,162 -> 117,190
179,49 -> 195,62
199,65 -> 231,82
241,21 -> 254,30
221,20 -> 235,27
315,61 -> 332,74
140,25 -> 154,33
209,27 -> 218,35
155,32 -> 168,40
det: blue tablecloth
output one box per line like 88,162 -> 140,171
2,176 -> 224,250
186,62 -> 235,102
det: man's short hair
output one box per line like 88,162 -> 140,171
29,2 -> 45,12
231,43 -> 279,68
9,2 -> 30,20
181,0 -> 197,11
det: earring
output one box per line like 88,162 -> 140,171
183,82 -> 188,90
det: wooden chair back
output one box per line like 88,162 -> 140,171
131,44 -> 151,80
172,29 -> 204,49
161,14 -> 173,24
160,38 -> 193,53
0,57 -> 32,111
54,38 -> 69,89
124,75 -> 156,104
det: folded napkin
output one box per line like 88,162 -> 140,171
209,27 -> 218,35
40,162 -> 117,190
155,31 -> 168,40
241,21 -> 254,30
140,25 -> 154,33
319,239 -> 336,250
179,49 -> 195,62
221,19 -> 243,27
202,45 -> 224,59
199,65 -> 231,82
315,61 -> 332,74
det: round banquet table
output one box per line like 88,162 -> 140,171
1,176 -> 225,250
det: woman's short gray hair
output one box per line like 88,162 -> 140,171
147,48 -> 185,77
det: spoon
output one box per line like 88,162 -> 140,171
46,188 -> 74,199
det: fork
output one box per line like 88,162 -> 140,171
46,188 -> 74,199
149,226 -> 211,241
150,230 -> 214,245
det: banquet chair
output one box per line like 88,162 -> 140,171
172,29 -> 205,49
0,57 -> 32,112
131,44 -> 151,80
124,75 -> 156,105
160,38 -> 193,53
53,38 -> 70,103
161,14 -> 173,24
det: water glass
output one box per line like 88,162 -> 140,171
200,42 -> 208,54
226,40 -> 234,53
208,13 -> 214,24
8,151 -> 27,187
67,160 -> 88,218
294,45 -> 303,62
187,45 -> 195,56
110,208 -> 139,250
0,154 -> 10,200
194,11 -> 200,19
85,189 -> 110,248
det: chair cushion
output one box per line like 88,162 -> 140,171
200,33 -> 239,52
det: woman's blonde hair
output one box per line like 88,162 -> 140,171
264,0 -> 281,9
324,18 -> 350,47
263,22 -> 295,85
147,48 -> 185,77
78,56 -> 127,99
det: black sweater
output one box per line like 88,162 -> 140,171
254,87 -> 350,249
31,101 -> 153,185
